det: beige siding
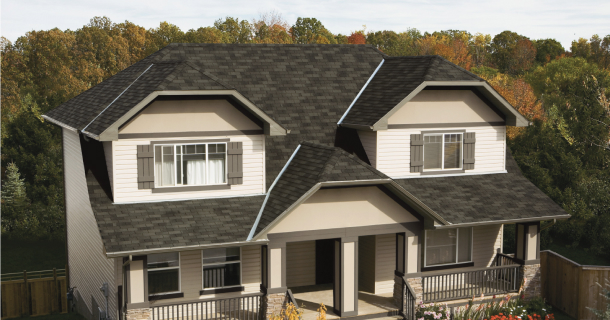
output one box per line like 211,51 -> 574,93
358,236 -> 375,293
374,234 -> 396,294
242,245 -> 262,293
376,125 -> 506,178
473,224 -> 503,267
63,129 -> 117,320
103,141 -> 114,193
358,131 -> 377,168
112,135 -> 265,203
286,241 -> 316,287
179,251 -> 203,300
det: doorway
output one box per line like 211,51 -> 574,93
315,239 -> 335,284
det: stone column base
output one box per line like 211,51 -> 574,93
265,293 -> 287,319
521,264 -> 541,300
393,275 -> 424,309
406,277 -> 423,303
125,308 -> 152,320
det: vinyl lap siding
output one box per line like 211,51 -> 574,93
357,131 -> 377,168
112,135 -> 265,203
374,234 -> 395,294
241,245 -> 261,293
286,241 -> 316,287
63,129 -> 116,320
376,126 -> 506,178
473,224 -> 503,267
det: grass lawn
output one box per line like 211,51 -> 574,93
542,242 -> 610,266
1,236 -> 67,273
8,313 -> 85,320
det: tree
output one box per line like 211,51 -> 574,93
533,38 -> 565,65
590,34 -> 610,70
185,27 -> 224,44
251,11 -> 292,44
347,31 -> 366,44
470,33 -> 492,67
508,39 -> 537,74
490,31 -> 535,74
116,21 -> 148,64
290,18 -> 336,44
146,21 -> 185,54
571,37 -> 592,60
214,17 -> 252,44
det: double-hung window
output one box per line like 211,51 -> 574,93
201,247 -> 241,289
423,133 -> 463,171
147,252 -> 180,295
154,143 -> 227,187
424,227 -> 472,267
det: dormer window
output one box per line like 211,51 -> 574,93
423,133 -> 463,171
154,143 -> 227,187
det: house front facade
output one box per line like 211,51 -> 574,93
43,44 -> 569,320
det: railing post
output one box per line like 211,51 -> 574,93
23,270 -> 30,317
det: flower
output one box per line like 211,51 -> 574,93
493,294 -> 496,299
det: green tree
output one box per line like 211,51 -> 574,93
290,18 -> 336,44
533,38 -> 565,65
185,27 -> 224,44
214,17 -> 252,43
145,21 -> 185,54
490,31 -> 536,74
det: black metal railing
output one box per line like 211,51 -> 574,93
151,293 -> 264,320
422,265 -> 522,302
285,289 -> 298,307
495,253 -> 519,266
401,278 -> 417,320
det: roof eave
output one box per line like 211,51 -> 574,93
431,214 -> 571,230
105,239 -> 270,258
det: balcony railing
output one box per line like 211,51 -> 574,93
151,292 -> 264,320
422,264 -> 522,302
495,253 -> 519,266
400,278 -> 417,320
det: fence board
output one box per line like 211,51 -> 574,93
540,251 -> 610,320
1,270 -> 67,320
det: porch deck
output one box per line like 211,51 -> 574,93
290,284 -> 399,320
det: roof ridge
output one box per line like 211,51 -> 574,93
186,61 -> 235,90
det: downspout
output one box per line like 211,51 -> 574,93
247,144 -> 302,240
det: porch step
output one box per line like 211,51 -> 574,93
340,310 -> 401,320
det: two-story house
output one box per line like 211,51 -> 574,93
43,44 -> 569,320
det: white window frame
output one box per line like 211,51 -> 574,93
153,142 -> 228,187
422,132 -> 464,172
147,252 -> 181,296
423,227 -> 474,268
201,247 -> 242,290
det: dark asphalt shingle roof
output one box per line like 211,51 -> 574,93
255,141 -> 389,234
341,56 -> 483,127
393,149 -> 567,225
87,171 -> 265,253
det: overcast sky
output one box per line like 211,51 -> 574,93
2,0 -> 609,50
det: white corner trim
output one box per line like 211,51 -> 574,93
394,170 -> 508,180
246,144 -> 302,241
337,59 -> 385,125
82,64 -> 154,135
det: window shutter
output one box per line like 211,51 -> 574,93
463,132 -> 476,170
137,145 -> 154,189
227,142 -> 243,185
410,134 -> 424,173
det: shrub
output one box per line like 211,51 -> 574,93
416,301 -> 450,320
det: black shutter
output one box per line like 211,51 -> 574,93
463,132 -> 476,170
137,145 -> 154,189
227,142 -> 243,185
410,134 -> 424,173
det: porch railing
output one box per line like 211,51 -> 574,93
495,253 -> 519,266
151,292 -> 264,320
422,265 -> 522,302
400,277 -> 417,320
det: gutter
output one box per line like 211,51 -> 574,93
432,215 -> 570,230
246,144 -> 302,240
106,239 -> 269,258
41,115 -> 79,132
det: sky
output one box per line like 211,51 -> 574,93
2,0 -> 609,50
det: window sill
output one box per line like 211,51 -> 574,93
152,184 -> 231,193
148,292 -> 184,301
421,262 -> 474,272
200,286 -> 244,295
421,169 -> 465,176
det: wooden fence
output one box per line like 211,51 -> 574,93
541,250 -> 610,320
1,268 -> 68,319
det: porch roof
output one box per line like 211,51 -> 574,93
394,149 -> 570,225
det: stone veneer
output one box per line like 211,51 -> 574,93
393,275 -> 424,308
521,264 -> 541,300
125,308 -> 151,320
265,292 -> 288,319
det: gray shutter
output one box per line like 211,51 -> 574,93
137,145 -> 154,189
463,132 -> 476,170
227,142 -> 243,185
410,134 -> 424,173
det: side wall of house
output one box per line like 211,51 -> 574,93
286,241 -> 316,287
374,234 -> 396,294
376,125 -> 506,177
473,224 -> 503,267
64,129 -> 117,320
358,131 -> 377,168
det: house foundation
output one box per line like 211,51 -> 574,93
521,264 -> 541,300
125,307 -> 151,320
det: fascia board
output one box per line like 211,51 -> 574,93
94,90 -> 287,141
339,124 -> 375,131
105,239 -> 269,258
430,214 -> 571,230
372,81 -> 529,130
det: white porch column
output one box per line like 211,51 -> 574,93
267,242 -> 286,291
340,237 -> 358,317
128,259 -> 146,304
